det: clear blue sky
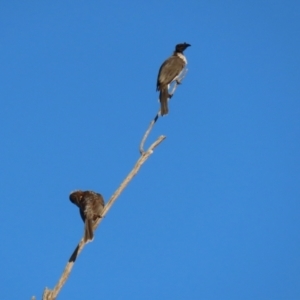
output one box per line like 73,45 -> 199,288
1,1 -> 299,299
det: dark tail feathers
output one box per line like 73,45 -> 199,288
160,87 -> 169,116
84,219 -> 94,243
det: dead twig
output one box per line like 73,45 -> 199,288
40,68 -> 188,299
42,135 -> 166,300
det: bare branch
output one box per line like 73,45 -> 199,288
139,68 -> 188,155
139,112 -> 160,155
42,288 -> 53,300
42,135 -> 166,300
41,68 -> 188,299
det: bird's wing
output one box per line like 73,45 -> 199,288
157,56 -> 185,90
83,191 -> 105,220
96,192 -> 105,207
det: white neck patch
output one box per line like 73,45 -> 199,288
176,52 -> 187,65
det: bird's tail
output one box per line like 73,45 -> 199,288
160,87 -> 169,116
84,219 -> 94,243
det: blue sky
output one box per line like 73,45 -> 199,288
0,1 -> 299,299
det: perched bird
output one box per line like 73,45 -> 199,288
156,42 -> 191,116
69,190 -> 105,243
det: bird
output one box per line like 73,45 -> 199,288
156,42 -> 191,116
69,190 -> 105,243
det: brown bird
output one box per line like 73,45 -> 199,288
156,42 -> 191,116
69,190 -> 105,242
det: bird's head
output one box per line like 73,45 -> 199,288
175,43 -> 191,53
69,190 -> 84,206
